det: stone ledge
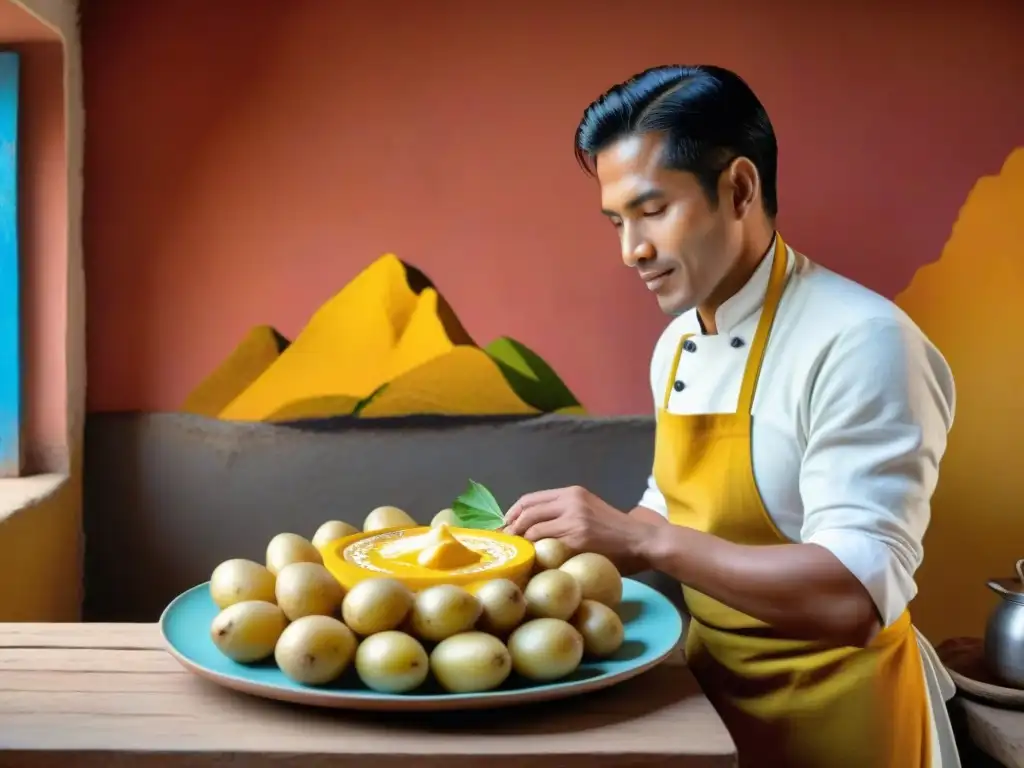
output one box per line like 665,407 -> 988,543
0,473 -> 67,522
0,472 -> 80,621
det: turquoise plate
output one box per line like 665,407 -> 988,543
160,577 -> 683,711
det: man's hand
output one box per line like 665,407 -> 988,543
502,486 -> 658,572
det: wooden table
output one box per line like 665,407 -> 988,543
0,623 -> 736,767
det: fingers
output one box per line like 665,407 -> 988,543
504,488 -> 564,527
520,518 -> 567,543
503,500 -> 565,537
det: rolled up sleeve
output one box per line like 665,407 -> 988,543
639,471 -> 669,518
799,317 -> 956,628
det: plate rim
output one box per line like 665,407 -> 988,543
159,577 -> 683,711
937,636 -> 1024,710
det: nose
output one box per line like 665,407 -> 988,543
621,226 -> 655,267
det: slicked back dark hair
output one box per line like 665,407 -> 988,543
574,65 -> 778,218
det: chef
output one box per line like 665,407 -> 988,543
502,64 -> 960,768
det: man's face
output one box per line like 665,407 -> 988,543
595,132 -> 742,316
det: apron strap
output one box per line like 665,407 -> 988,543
737,233 -> 790,414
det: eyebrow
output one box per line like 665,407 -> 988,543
601,189 -> 666,217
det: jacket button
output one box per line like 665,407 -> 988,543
683,339 -> 697,353
673,380 -> 685,392
730,337 -> 745,348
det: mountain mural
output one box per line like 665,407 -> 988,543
896,147 -> 1024,642
183,254 -> 584,421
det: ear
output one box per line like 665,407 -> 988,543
722,157 -> 760,219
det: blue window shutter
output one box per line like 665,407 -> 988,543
0,51 -> 19,477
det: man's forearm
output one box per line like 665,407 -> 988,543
610,506 -> 668,575
630,523 -> 881,647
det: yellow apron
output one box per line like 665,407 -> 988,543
653,234 -> 931,768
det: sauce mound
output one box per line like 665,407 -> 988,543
343,524 -> 520,578
377,523 -> 484,571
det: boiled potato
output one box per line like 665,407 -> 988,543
508,618 -> 584,682
266,532 -> 322,575
430,631 -> 512,693
209,558 -> 276,609
275,615 -> 357,685
472,578 -> 527,636
571,599 -> 625,658
341,577 -> 414,636
533,538 -> 572,570
210,600 -> 287,663
559,553 -> 622,607
431,508 -> 458,528
354,630 -> 430,693
524,569 -> 581,621
363,506 -> 417,532
311,520 -> 359,551
274,561 -> 344,621
408,584 -> 482,642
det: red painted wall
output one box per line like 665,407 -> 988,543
81,0 -> 1024,415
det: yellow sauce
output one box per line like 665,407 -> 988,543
375,523 -> 483,571
322,524 -> 536,592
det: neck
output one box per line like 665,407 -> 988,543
697,224 -> 776,334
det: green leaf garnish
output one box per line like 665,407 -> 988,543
451,479 -> 505,531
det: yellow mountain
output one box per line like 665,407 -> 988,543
358,346 -> 538,418
896,147 -> 1024,643
182,325 -> 287,417
386,288 -> 466,381
256,288 -> 473,422
218,254 -> 422,421
263,394 -> 365,422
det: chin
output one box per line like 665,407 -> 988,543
656,292 -> 696,317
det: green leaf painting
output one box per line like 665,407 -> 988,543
485,337 -> 582,414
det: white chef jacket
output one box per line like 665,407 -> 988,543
639,238 -> 961,767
